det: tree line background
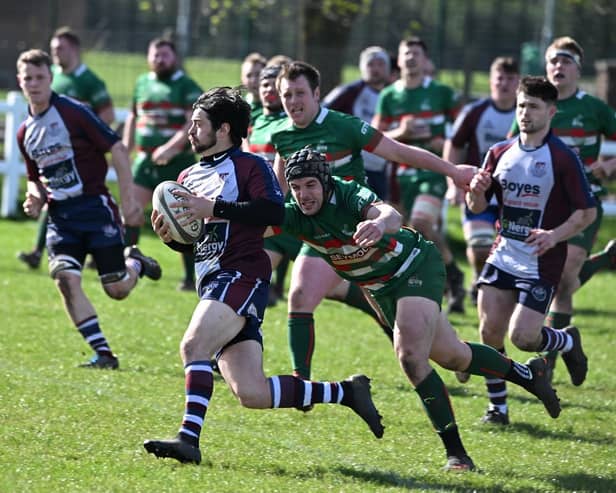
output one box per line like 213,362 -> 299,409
2,0 -> 615,96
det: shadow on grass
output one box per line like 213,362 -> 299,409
549,472 -> 616,492
334,465 -> 498,492
478,421 -> 616,446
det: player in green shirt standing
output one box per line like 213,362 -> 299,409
509,37 -> 616,379
271,148 -> 561,472
122,37 -> 203,291
373,37 -> 466,314
18,26 -> 115,270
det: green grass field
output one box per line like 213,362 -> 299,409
2,211 -> 615,492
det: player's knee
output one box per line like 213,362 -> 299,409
509,328 -> 538,351
100,270 -> 131,300
49,254 -> 82,280
235,384 -> 268,409
288,285 -> 319,311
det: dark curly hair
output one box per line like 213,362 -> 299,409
193,87 -> 251,147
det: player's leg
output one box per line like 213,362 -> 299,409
474,282 -> 514,423
287,252 -> 344,379
265,233 -> 302,306
544,213 -> 597,374
512,281 -> 588,387
429,311 -> 560,421
143,297 -> 246,464
384,247 -> 473,471
324,279 -> 394,342
395,295 -> 474,471
47,230 -> 119,369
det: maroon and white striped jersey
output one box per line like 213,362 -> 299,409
482,132 -> 596,284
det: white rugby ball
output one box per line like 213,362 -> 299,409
152,180 -> 204,244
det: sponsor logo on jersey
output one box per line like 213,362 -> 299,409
500,207 -> 540,240
330,246 -> 372,262
196,222 -> 228,260
571,114 -> 584,127
500,179 -> 540,197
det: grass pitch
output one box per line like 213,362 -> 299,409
1,213 -> 615,492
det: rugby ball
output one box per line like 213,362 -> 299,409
152,180 -> 204,244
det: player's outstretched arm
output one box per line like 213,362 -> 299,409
373,135 -> 474,191
353,202 -> 402,247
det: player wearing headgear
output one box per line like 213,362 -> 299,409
270,147 -> 562,472
144,87 -> 385,465
271,60 -> 476,382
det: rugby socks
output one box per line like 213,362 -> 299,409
544,311 -> 572,360
343,283 -> 394,342
77,316 -> 113,356
415,370 -> 469,459
178,361 -> 214,447
546,311 -> 571,330
539,326 -> 573,353
268,375 -> 344,409
415,369 -> 457,432
288,312 -> 315,379
461,343 -> 509,415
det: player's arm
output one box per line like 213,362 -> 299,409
526,206 -> 597,256
170,191 -> 284,227
152,109 -> 192,165
373,134 -> 475,191
590,157 -> 616,180
109,140 -> 144,227
23,180 -> 46,219
353,202 -> 402,247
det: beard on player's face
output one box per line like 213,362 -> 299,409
191,132 -> 217,154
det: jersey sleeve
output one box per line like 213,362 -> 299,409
73,104 -> 120,152
340,113 -> 383,153
244,154 -> 285,204
16,123 -> 39,181
340,179 -> 380,220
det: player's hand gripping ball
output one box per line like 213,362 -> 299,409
152,180 -> 204,244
